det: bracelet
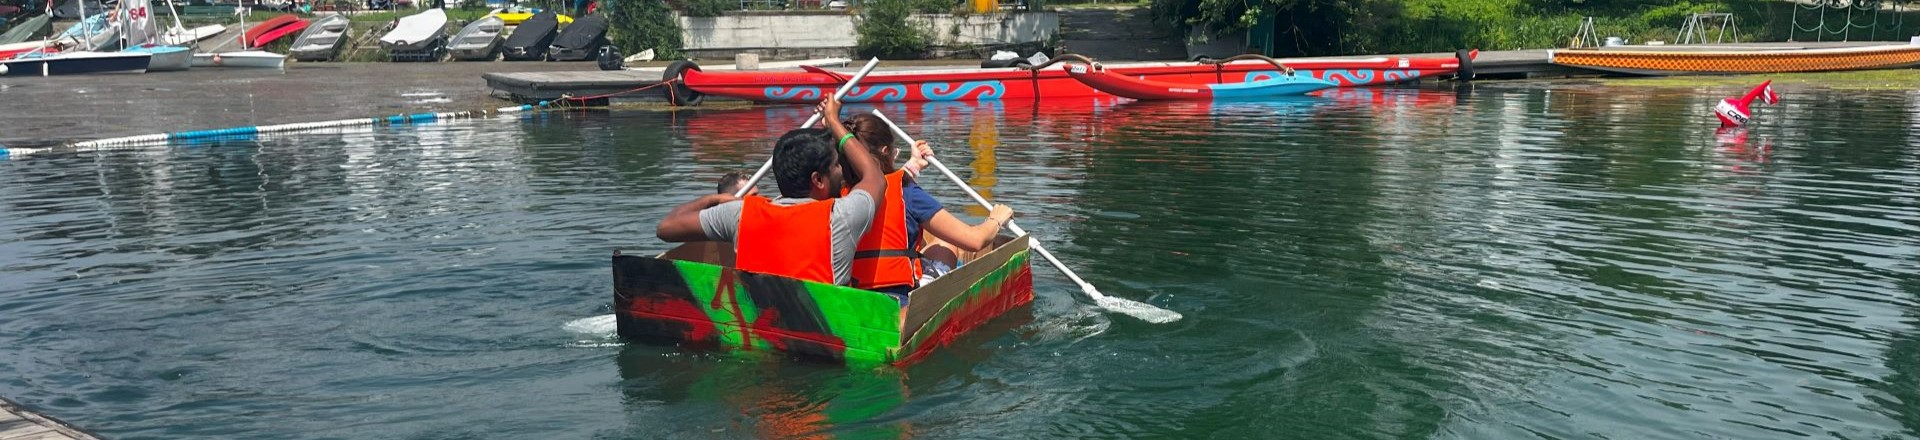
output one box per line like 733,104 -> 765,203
837,133 -> 857,149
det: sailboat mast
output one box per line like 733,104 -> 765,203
79,0 -> 91,47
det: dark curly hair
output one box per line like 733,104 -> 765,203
771,128 -> 836,198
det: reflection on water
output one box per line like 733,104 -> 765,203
0,83 -> 1917,439
964,109 -> 999,218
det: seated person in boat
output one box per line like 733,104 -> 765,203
839,113 -> 1014,294
655,99 -> 888,287
716,170 -> 758,196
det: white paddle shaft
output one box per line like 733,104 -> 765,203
868,109 -> 1182,324
733,57 -> 882,198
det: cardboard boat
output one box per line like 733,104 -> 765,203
612,236 -> 1035,365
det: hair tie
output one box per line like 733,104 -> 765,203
837,133 -> 857,149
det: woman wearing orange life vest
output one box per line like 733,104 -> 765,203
839,114 -> 1014,295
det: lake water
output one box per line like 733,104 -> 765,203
2,82 -> 1917,439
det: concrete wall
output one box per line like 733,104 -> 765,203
915,13 -> 1057,47
677,11 -> 1057,60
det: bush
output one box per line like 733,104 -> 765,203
681,0 -> 732,17
607,0 -> 687,59
856,0 -> 931,59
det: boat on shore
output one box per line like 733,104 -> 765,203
160,24 -> 225,46
0,14 -> 52,44
1548,44 -> 1920,76
249,18 -> 309,49
191,50 -> 285,68
666,50 -> 1474,105
289,14 -> 350,62
123,44 -> 190,71
380,8 -> 448,62
56,12 -> 118,51
112,0 -> 188,72
1061,54 -> 1337,100
447,15 -> 504,61
491,9 -> 569,26
0,50 -> 150,76
546,13 -> 606,61
243,14 -> 300,46
190,7 -> 287,69
0,41 -> 59,59
612,236 -> 1034,365
500,10 -> 559,61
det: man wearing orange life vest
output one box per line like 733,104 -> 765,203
654,98 -> 889,286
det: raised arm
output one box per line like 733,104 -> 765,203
657,194 -> 736,242
819,98 -> 886,198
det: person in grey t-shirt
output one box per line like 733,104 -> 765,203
655,98 -> 889,286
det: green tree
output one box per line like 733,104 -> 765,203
856,0 -> 931,59
608,0 -> 687,59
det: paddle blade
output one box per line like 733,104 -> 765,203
1088,286 -> 1182,324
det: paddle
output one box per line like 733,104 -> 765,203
732,57 -> 882,198
868,109 -> 1183,324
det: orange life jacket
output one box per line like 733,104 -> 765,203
735,196 -> 837,285
848,171 -> 922,290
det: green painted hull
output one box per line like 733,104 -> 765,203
613,235 -> 1035,364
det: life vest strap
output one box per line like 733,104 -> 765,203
854,248 -> 921,259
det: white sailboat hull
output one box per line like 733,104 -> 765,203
191,50 -> 286,69
0,51 -> 150,76
161,24 -> 227,46
145,47 -> 192,71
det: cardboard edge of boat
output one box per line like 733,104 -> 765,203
612,233 -> 1035,365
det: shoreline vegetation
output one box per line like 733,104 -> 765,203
1143,0 -> 1920,57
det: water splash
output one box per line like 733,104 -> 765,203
562,314 -> 618,337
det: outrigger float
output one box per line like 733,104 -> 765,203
662,50 -> 1476,105
1054,54 -> 1338,100
612,237 -> 1034,365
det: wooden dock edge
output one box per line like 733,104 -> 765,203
0,397 -> 101,440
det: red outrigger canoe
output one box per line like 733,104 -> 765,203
665,50 -> 1476,105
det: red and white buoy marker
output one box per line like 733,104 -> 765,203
1713,80 -> 1780,127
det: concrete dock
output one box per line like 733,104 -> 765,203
0,62 -> 587,148
1,398 -> 98,440
482,41 -> 1909,104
